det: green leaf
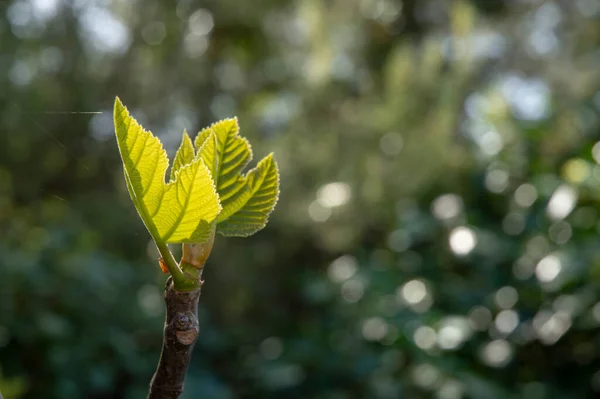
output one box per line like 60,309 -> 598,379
114,98 -> 169,240
114,98 -> 221,244
195,118 -> 254,222
196,129 -> 219,180
170,130 -> 195,182
156,157 -> 221,243
216,153 -> 279,237
194,127 -> 213,161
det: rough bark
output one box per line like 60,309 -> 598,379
147,277 -> 202,399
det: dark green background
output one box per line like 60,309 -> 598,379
1,0 -> 600,398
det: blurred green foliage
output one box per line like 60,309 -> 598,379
1,0 -> 600,398
0,367 -> 26,399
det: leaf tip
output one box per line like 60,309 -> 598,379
113,96 -> 126,115
182,129 -> 193,145
113,97 -> 134,129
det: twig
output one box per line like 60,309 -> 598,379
147,277 -> 202,399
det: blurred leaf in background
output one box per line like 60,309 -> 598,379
0,367 -> 26,399
1,0 -> 600,398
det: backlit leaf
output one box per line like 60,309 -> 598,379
216,153 -> 279,237
156,157 -> 221,243
195,118 -> 254,221
170,130 -> 195,182
114,98 -> 221,244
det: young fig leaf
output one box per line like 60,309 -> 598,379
216,153 -> 279,236
194,119 -> 252,221
194,119 -> 280,237
196,130 -> 219,180
114,98 -> 221,245
170,130 -> 195,182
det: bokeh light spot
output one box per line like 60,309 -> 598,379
548,221 -> 572,245
495,309 -> 519,334
431,194 -> 463,220
514,183 -> 538,207
317,182 -> 351,208
341,279 -> 364,303
480,340 -> 513,367
401,280 -> 427,305
387,229 -> 411,252
533,310 -> 571,345
485,169 -> 509,193
414,326 -> 437,350
535,254 -> 561,283
78,7 -> 131,54
449,227 -> 477,256
469,306 -> 492,331
328,255 -> 358,283
362,317 -> 389,341
563,158 -> 590,184
546,185 -> 577,221
308,201 -> 331,222
437,317 -> 471,350
142,21 -> 167,45
412,364 -> 440,389
495,286 -> 518,309
398,280 -> 433,313
188,9 -> 214,35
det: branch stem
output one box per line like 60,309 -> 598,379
147,277 -> 202,399
155,241 -> 199,291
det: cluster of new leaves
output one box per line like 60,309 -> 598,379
113,98 -> 279,248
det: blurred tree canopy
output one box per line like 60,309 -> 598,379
1,0 -> 600,398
